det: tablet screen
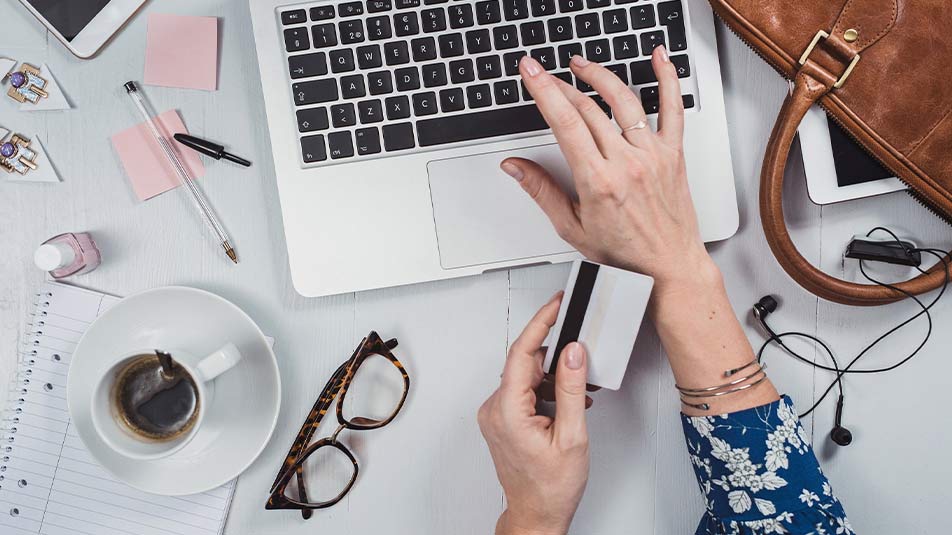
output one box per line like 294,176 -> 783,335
828,117 -> 892,187
25,0 -> 111,41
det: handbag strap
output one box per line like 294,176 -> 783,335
760,68 -> 952,306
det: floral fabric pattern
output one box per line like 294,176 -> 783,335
681,396 -> 854,534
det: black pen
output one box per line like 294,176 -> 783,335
174,133 -> 252,167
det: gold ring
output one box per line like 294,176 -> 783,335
621,120 -> 648,133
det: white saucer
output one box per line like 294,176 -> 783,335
67,286 -> 281,496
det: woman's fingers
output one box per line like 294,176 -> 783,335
501,292 -> 563,394
501,158 -> 583,244
551,76 -> 625,156
520,56 -> 603,167
569,55 -> 651,145
653,46 -> 684,147
553,343 -> 589,445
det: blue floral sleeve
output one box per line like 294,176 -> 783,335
681,396 -> 854,534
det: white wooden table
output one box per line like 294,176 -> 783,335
2,2 -> 950,533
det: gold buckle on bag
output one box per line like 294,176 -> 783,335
798,30 -> 861,89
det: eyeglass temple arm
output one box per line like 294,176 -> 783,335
385,338 -> 398,350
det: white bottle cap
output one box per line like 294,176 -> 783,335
34,242 -> 76,271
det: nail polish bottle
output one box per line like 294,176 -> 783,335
33,232 -> 102,279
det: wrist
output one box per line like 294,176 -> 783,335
650,250 -> 722,304
496,510 -> 567,535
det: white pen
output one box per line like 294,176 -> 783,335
123,81 -> 238,264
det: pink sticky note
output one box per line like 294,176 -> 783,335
111,109 -> 206,201
144,13 -> 219,91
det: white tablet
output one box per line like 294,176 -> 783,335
16,0 -> 146,59
799,104 -> 907,205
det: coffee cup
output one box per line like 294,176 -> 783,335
90,343 -> 242,460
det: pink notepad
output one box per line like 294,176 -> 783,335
111,109 -> 206,201
144,13 -> 219,91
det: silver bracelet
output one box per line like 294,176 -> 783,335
675,362 -> 767,394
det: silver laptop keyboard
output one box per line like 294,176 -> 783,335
279,0 -> 698,165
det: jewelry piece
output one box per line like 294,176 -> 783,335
679,374 -> 770,412
676,363 -> 768,394
5,63 -> 48,104
678,367 -> 768,398
621,119 -> 648,133
1,135 -> 39,175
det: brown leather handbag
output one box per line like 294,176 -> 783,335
708,0 -> 952,306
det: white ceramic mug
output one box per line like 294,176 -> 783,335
90,343 -> 242,460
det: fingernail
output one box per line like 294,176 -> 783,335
658,46 -> 670,63
565,343 -> 584,370
500,161 -> 524,181
522,56 -> 543,77
570,55 -> 590,67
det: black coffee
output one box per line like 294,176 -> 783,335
112,354 -> 200,441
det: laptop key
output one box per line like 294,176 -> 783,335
575,13 -> 600,38
355,127 -> 382,155
476,55 -> 502,79
283,28 -> 310,52
331,103 -> 358,127
658,0 -> 687,51
368,70 -> 394,94
612,35 -> 639,60
439,87 -> 466,112
548,17 -> 573,42
629,60 -> 656,84
502,0 -> 529,21
520,21 -> 546,46
466,29 -> 493,54
289,52 -> 327,79
395,12 -> 420,36
358,100 -> 384,123
416,104 -> 549,146
301,134 -> 327,162
557,43 -> 582,68
682,94 -> 695,109
467,84 -> 493,108
341,75 -> 366,98
606,63 -> 628,85
310,6 -> 335,20
312,24 -> 338,48
602,9 -> 627,33
640,30 -> 666,54
585,39 -> 610,62
395,67 -> 421,91
476,0 -> 502,24
586,0 -> 610,7
340,20 -> 365,44
449,59 -> 475,83
412,37 -> 439,61
671,55 -> 690,78
385,95 -> 411,119
413,92 -> 439,115
328,131 -> 355,159
383,123 -> 416,151
384,41 -> 411,65
449,4 -> 475,28
493,80 -> 519,104
558,0 -> 583,12
297,107 -> 330,132
503,51 -> 527,76
438,33 -> 465,57
293,79 -> 339,106
492,25 -> 519,50
281,9 -> 306,25
422,63 -> 449,86
367,16 -> 393,39
422,8 -> 447,32
630,5 -> 655,29
357,45 -> 383,69
396,0 -> 421,8
530,0 -> 556,17
329,49 -> 356,72
339,2 -> 365,17
531,47 -> 557,70
367,0 -> 392,13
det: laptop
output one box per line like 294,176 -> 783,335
249,0 -> 738,297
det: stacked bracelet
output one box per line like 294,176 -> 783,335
675,359 -> 768,411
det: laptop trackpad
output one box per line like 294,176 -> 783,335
428,144 -> 576,270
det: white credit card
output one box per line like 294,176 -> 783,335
543,260 -> 654,390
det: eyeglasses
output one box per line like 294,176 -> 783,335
266,331 -> 410,519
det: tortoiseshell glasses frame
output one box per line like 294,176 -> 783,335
265,331 -> 410,519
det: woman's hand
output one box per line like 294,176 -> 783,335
501,47 -> 715,292
478,294 -> 590,535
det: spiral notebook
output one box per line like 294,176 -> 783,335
0,282 -> 235,535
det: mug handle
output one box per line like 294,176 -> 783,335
194,343 -> 243,383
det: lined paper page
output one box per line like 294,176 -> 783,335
0,282 -> 235,535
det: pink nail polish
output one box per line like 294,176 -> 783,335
34,232 -> 101,279
522,56 -> 542,77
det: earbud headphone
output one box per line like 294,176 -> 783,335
752,228 -> 951,448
